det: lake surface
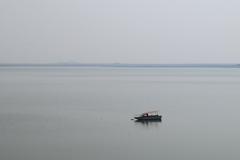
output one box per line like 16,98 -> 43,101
1,67 -> 240,160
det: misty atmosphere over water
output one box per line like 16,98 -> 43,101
2,0 -> 240,159
1,67 -> 240,160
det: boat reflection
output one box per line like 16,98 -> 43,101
134,119 -> 162,127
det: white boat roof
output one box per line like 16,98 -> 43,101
142,111 -> 159,114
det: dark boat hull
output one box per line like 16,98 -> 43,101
134,115 -> 162,121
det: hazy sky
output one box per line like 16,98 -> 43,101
1,0 -> 240,63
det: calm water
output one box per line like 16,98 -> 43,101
1,67 -> 240,160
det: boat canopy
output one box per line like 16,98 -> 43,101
140,111 -> 159,116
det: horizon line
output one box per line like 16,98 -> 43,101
0,63 -> 240,68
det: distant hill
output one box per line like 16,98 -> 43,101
0,63 -> 240,68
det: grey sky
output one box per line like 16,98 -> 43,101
0,0 -> 240,63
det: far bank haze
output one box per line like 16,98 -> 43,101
0,63 -> 240,68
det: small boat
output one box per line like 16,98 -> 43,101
134,111 -> 162,121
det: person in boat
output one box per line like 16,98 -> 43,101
143,113 -> 148,117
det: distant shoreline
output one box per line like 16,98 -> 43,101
0,63 -> 240,68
